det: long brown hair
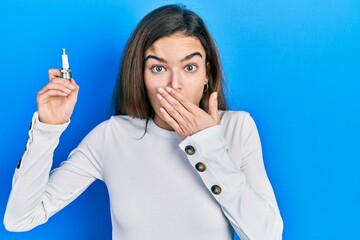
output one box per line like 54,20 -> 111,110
113,4 -> 227,118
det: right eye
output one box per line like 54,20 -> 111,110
151,66 -> 166,73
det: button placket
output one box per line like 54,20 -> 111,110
182,141 -> 223,197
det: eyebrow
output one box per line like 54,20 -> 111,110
144,52 -> 203,63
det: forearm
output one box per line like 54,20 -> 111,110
4,112 -> 69,231
180,124 -> 283,240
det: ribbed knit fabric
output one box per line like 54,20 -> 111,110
4,111 -> 283,240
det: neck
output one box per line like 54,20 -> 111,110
153,115 -> 175,131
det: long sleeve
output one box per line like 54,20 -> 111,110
4,112 -> 105,232
179,111 -> 283,240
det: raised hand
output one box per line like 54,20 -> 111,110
157,86 -> 219,139
36,69 -> 79,124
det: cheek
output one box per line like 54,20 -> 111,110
144,70 -> 168,89
183,72 -> 207,104
144,82 -> 157,105
179,81 -> 204,106
144,72 -> 165,108
192,85 -> 205,105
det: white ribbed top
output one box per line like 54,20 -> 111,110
4,111 -> 283,240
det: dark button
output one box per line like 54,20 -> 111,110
16,159 -> 22,169
185,145 -> 195,155
211,185 -> 222,195
195,162 -> 206,172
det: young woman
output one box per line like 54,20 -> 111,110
4,4 -> 283,240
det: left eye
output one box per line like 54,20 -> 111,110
184,65 -> 197,72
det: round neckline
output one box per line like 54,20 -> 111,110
147,118 -> 179,138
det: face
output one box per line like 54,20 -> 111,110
144,33 -> 208,130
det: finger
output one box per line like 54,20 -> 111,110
159,107 -> 186,138
67,78 -> 80,103
208,92 -> 220,124
157,87 -> 187,115
38,81 -> 74,95
51,78 -> 77,90
156,91 -> 186,126
159,87 -> 194,118
164,87 -> 199,114
48,68 -> 62,81
69,78 -> 79,91
70,78 -> 77,85
37,89 -> 69,103
163,86 -> 209,126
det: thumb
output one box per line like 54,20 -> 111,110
208,92 -> 220,124
68,78 -> 80,103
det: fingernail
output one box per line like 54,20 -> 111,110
158,87 -> 164,93
165,87 -> 172,92
69,84 -> 76,90
157,94 -> 163,100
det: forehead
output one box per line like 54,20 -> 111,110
146,34 -> 205,58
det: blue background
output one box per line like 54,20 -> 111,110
1,0 -> 359,239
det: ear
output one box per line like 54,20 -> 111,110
206,62 -> 211,83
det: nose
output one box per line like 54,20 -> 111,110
168,71 -> 182,90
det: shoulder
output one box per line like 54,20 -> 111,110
220,110 -> 253,126
219,111 -> 262,160
220,110 -> 258,136
92,115 -> 147,139
82,115 -> 147,142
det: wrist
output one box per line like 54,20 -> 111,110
38,113 -> 69,125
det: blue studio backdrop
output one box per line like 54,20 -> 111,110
1,1 -> 359,239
